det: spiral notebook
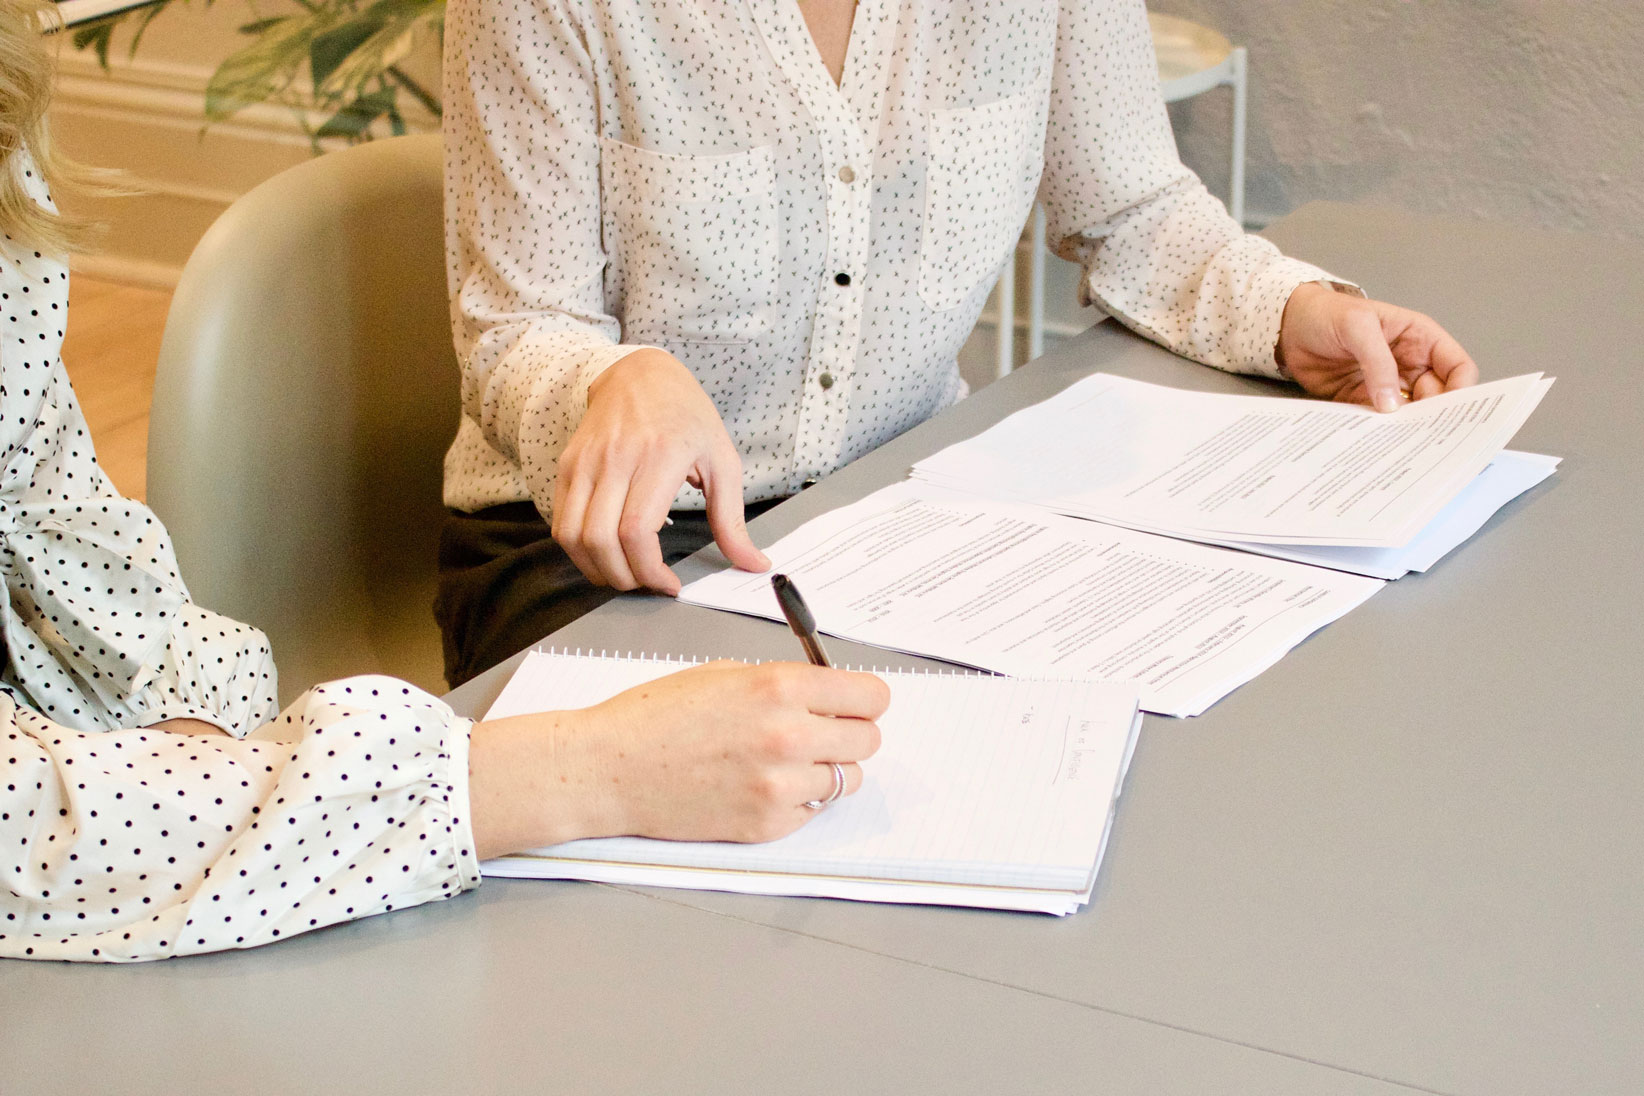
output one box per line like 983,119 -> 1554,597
481,650 -> 1143,915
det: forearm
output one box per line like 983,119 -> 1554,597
445,0 -> 648,475
1059,176 -> 1352,377
1042,0 -> 1353,377
467,710 -> 622,860
157,717 -> 227,736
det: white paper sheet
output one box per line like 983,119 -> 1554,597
482,855 -> 1097,915
482,652 -> 1143,914
911,373 -> 1552,548
680,482 -> 1383,716
1179,451 -> 1562,578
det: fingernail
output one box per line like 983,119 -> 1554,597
1374,390 -> 1399,413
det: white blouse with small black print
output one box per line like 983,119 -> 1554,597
442,0 -> 1355,516
0,152 -> 482,963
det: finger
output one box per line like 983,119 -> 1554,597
838,761 -> 863,797
551,464 -> 606,586
800,760 -> 863,806
1409,369 -> 1445,401
1342,305 -> 1405,412
1427,330 -> 1479,391
760,663 -> 892,721
581,471 -> 641,590
698,442 -> 771,573
618,461 -> 691,595
799,713 -> 882,764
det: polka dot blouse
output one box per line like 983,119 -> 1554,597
1,153 -> 482,962
442,0 -> 1348,517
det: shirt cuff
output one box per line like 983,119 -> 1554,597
1239,258 -> 1363,381
517,342 -> 665,521
569,343 -> 666,418
441,713 -> 484,893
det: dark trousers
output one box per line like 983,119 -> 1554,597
434,499 -> 781,688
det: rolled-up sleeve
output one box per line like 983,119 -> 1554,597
1041,0 -> 1358,379
444,0 -> 656,514
0,677 -> 481,962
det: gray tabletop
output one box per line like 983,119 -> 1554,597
5,204 -> 1639,1096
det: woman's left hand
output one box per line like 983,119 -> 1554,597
1277,282 -> 1479,412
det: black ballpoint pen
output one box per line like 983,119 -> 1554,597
771,573 -> 833,668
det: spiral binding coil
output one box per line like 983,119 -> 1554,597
526,645 -> 1115,687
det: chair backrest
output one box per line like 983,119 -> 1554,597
147,134 -> 457,703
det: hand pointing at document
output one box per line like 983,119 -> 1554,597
1277,282 -> 1480,412
551,348 -> 772,595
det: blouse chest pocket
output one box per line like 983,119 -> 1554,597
918,89 -> 1044,312
601,138 -> 779,344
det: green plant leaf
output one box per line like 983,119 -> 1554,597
386,64 -> 440,117
313,86 -> 398,140
125,2 -> 172,59
310,14 -> 386,94
70,21 -> 118,69
238,17 -> 289,35
313,0 -> 441,100
205,15 -> 318,121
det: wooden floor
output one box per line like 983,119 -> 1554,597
59,275 -> 172,502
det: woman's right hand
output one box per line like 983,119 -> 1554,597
467,662 -> 889,859
552,349 -> 771,595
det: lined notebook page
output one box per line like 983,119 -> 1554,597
485,652 -> 1140,893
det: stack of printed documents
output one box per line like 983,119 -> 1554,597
681,481 -> 1383,716
681,374 -> 1555,715
909,373 -> 1557,579
482,651 -> 1143,915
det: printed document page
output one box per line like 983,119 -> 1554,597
481,651 -> 1142,914
680,482 -> 1382,717
912,373 -> 1551,547
1191,451 -> 1561,579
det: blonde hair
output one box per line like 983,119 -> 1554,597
0,0 -> 98,254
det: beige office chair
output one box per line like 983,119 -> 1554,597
147,134 -> 457,704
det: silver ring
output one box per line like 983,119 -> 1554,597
803,762 -> 846,810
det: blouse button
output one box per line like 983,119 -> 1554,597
834,272 -> 851,286
801,477 -> 820,489
837,165 -> 857,183
818,372 -> 835,390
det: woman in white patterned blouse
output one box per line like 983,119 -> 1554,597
0,0 -> 887,963
437,0 -> 1481,684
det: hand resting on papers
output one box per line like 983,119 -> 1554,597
552,289 -> 1480,597
551,349 -> 772,595
465,661 -> 888,859
1278,282 -> 1480,412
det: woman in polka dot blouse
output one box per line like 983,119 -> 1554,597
0,0 -> 890,963
438,0 -> 1481,684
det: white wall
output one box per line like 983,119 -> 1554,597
1156,0 -> 1644,240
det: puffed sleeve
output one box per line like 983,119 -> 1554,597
0,678 -> 482,962
1041,0 -> 1359,379
443,0 -> 657,514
